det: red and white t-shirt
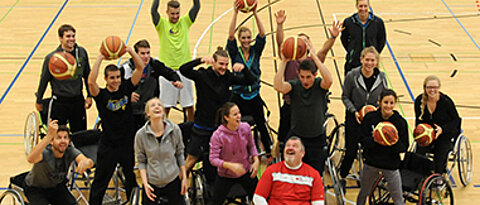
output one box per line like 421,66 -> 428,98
254,161 -> 325,205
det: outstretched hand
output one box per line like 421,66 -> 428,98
328,21 -> 345,38
275,10 -> 286,25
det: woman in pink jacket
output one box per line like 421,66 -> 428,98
209,102 -> 259,205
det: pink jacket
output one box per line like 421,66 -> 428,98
209,122 -> 258,178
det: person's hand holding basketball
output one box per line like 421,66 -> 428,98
302,36 -> 316,57
275,10 -> 286,25
232,63 -> 245,72
434,124 -> 443,139
233,0 -> 241,13
201,56 -> 215,65
355,111 -> 361,124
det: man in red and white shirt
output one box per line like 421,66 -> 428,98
253,136 -> 325,205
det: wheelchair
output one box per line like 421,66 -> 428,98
368,152 -> 454,205
24,98 -> 54,156
445,130 -> 473,187
0,172 -> 29,205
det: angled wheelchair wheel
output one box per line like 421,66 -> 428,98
129,186 -> 141,205
0,189 -> 25,205
187,170 -> 208,205
456,135 -> 473,186
24,111 -> 40,156
324,158 -> 345,205
324,114 -> 339,147
368,174 -> 394,205
419,174 -> 453,205
329,123 -> 346,170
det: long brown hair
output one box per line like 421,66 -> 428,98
419,75 -> 441,120
215,102 -> 237,126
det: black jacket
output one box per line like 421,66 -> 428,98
341,12 -> 386,73
360,110 -> 409,170
179,58 -> 254,128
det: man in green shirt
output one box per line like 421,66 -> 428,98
151,0 -> 200,121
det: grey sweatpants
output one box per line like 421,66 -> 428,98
356,164 -> 404,205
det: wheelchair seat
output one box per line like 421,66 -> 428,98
401,152 -> 434,192
10,172 -> 29,190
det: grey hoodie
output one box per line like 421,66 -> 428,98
342,66 -> 387,113
134,119 -> 185,187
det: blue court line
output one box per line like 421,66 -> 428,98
370,6 -> 415,102
441,0 -> 480,51
93,0 -> 144,128
0,0 -> 70,105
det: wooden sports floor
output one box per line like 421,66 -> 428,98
0,0 -> 479,204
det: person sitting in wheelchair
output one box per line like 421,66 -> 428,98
134,98 -> 188,205
209,102 -> 259,205
414,75 -> 461,176
24,119 -> 94,205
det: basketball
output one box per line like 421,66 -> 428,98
100,35 -> 126,60
414,123 -> 435,147
281,36 -> 307,60
373,121 -> 399,146
358,105 -> 377,122
236,0 -> 257,13
48,51 -> 77,80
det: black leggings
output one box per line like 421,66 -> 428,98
231,94 -> 272,154
211,173 -> 258,205
339,112 -> 361,178
142,177 -> 185,205
24,183 -> 76,205
416,136 -> 454,174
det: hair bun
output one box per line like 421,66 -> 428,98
217,46 -> 224,51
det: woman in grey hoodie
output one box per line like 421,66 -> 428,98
134,97 -> 187,205
339,46 -> 388,186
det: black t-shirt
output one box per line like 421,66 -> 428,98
362,68 -> 380,92
94,80 -> 136,146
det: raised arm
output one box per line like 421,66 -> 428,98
228,3 -> 240,41
128,46 -> 146,86
274,58 -> 292,94
317,21 -> 344,63
275,10 -> 286,57
151,0 -> 161,26
189,0 -> 200,22
27,119 -> 58,164
304,37 -> 332,90
252,6 -> 265,37
87,54 -> 103,97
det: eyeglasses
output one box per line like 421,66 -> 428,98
425,86 -> 440,90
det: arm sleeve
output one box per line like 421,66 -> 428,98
36,55 -> 52,104
81,49 -> 92,97
340,19 -> 349,50
311,171 -> 326,203
245,125 -> 258,157
134,132 -> 147,170
254,166 -> 273,200
376,18 -> 386,53
188,0 -> 200,22
253,34 -> 267,57
153,60 -> 181,82
441,96 -> 461,136
226,38 -> 239,60
342,73 -> 356,113
253,194 -> 268,205
414,96 -> 424,126
174,125 -> 186,166
228,66 -> 255,85
179,58 -> 202,80
359,114 -> 376,149
151,0 -> 160,26
209,132 -> 224,168
392,118 -> 408,153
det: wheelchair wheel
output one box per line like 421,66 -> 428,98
419,174 -> 453,205
24,111 -> 40,156
368,174 -> 394,205
0,189 -> 25,205
456,135 -> 473,186
329,123 -> 346,170
188,170 -> 208,205
324,114 -> 339,146
324,158 -> 345,205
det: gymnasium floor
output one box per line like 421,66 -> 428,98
0,0 -> 479,204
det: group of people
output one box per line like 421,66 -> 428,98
24,0 -> 461,204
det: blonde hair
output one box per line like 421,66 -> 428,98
144,97 -> 165,120
419,75 -> 441,120
360,46 -> 380,68
237,27 -> 251,39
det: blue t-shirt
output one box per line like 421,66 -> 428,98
226,34 -> 266,100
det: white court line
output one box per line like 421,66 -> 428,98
404,116 -> 480,120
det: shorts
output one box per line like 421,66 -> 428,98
159,70 -> 194,108
186,126 -> 214,159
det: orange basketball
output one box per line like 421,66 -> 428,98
48,51 -> 77,80
281,36 -> 307,60
414,123 -> 435,147
359,105 -> 377,122
236,0 -> 257,13
373,121 -> 399,146
100,35 -> 126,60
